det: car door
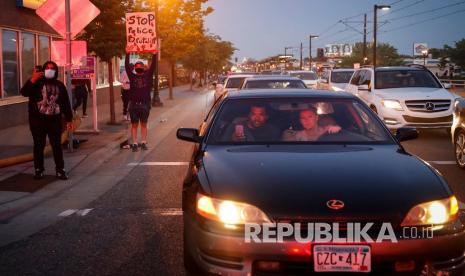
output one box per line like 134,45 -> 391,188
357,70 -> 373,105
346,70 -> 362,95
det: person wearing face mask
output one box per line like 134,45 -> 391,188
125,53 -> 156,152
20,61 -> 73,180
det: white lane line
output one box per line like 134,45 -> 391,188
76,208 -> 93,216
427,161 -> 457,165
128,162 -> 189,166
157,208 -> 183,216
58,209 -> 78,217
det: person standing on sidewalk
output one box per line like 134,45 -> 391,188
72,79 -> 90,118
120,64 -> 132,121
20,61 -> 73,180
125,53 -> 156,152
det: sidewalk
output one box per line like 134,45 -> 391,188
0,85 -> 207,208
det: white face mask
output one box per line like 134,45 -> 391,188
44,69 -> 55,79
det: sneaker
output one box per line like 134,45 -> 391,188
131,143 -> 139,152
34,169 -> 45,180
140,143 -> 148,151
56,169 -> 69,180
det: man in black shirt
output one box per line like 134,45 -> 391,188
226,105 -> 280,142
125,53 -> 156,151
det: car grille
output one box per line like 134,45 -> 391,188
405,100 -> 451,113
402,115 -> 453,124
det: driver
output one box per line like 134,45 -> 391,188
282,107 -> 341,141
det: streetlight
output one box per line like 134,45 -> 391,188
309,35 -> 319,71
421,49 -> 428,66
373,4 -> 390,68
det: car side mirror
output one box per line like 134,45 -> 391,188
395,128 -> 418,142
443,83 -> 451,89
358,84 -> 371,92
177,128 -> 201,143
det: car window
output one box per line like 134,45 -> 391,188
290,72 -> 318,80
243,80 -> 307,89
330,71 -> 354,83
375,70 -> 442,89
358,70 -> 371,86
207,98 -> 393,144
350,70 -> 362,85
225,77 -> 245,88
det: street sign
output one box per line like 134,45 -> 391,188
413,43 -> 428,56
36,0 -> 100,38
126,12 -> 158,53
51,40 -> 87,66
71,56 -> 96,79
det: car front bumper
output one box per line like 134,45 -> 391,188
185,215 -> 465,275
377,105 -> 453,129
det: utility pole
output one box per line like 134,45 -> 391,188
65,0 -> 73,151
373,4 -> 391,68
363,13 -> 367,64
300,42 -> 303,70
152,0 -> 163,106
309,35 -> 319,71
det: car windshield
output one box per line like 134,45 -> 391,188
331,71 -> 354,83
375,70 -> 442,89
207,98 -> 393,145
290,72 -> 318,80
243,80 -> 307,89
225,77 -> 245,88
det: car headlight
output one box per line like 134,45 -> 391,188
197,194 -> 271,225
382,100 -> 404,111
401,196 -> 459,226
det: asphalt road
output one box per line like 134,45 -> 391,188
0,91 -> 464,276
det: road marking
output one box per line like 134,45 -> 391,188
128,162 -> 189,166
155,208 -> 183,216
58,208 -> 93,217
58,209 -> 77,217
427,161 -> 457,165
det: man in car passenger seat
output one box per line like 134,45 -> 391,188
224,105 -> 280,142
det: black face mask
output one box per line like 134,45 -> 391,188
135,68 -> 144,74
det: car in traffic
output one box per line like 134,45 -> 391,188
452,96 -> 465,169
177,89 -> 465,275
240,76 -> 307,90
214,74 -> 255,101
318,69 -> 355,91
345,65 -> 458,130
287,70 -> 319,89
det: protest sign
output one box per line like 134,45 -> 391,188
126,12 -> 158,53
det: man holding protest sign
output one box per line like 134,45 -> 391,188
125,12 -> 158,152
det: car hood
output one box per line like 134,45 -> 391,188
201,145 -> 449,224
375,87 -> 454,101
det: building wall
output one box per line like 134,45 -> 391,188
0,1 -> 58,35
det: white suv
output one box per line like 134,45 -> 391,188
214,74 -> 255,101
345,65 -> 457,129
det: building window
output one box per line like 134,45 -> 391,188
2,30 -> 20,97
38,35 -> 50,65
21,32 -> 36,86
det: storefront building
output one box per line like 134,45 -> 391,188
0,1 -> 121,130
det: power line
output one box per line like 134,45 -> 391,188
387,0 -> 465,21
379,0 -> 426,18
383,8 -> 465,33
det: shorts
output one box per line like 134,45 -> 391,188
128,102 -> 150,123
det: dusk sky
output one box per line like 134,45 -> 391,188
204,0 -> 465,61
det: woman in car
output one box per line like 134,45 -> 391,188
282,107 -> 341,141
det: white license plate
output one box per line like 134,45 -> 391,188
313,245 -> 371,272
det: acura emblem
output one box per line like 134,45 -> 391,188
327,199 -> 345,210
425,102 -> 435,111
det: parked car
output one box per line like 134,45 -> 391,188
452,97 -> 465,169
345,65 -> 458,129
214,74 -> 255,101
240,76 -> 307,90
288,70 -> 318,89
318,69 -> 355,91
178,89 -> 465,275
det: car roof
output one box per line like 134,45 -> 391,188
226,74 -> 256,79
331,68 -> 355,72
225,89 -> 356,99
288,70 -> 316,74
245,76 -> 302,81
374,66 -> 425,71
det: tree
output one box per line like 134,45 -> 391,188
340,42 -> 403,68
445,39 -> 465,70
78,0 -> 127,124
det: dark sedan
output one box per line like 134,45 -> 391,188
452,97 -> 465,169
177,90 -> 465,275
